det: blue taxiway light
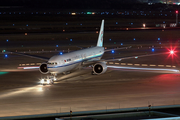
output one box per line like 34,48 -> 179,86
158,38 -> 160,40
152,48 -> 155,52
60,52 -> 63,55
56,45 -> 58,47
109,39 -> 111,41
70,39 -> 72,41
134,38 -> 136,40
121,43 -> 123,45
5,54 -> 8,58
6,39 -> 8,42
111,50 -> 114,53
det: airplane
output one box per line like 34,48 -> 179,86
2,20 -> 175,84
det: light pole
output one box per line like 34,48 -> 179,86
176,10 -> 178,25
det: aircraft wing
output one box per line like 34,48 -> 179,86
3,51 -> 49,61
101,52 -> 169,62
82,51 -> 171,67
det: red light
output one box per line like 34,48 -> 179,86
170,50 -> 174,54
176,11 -> 178,14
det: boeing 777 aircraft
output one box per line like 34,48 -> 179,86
2,20 -> 175,84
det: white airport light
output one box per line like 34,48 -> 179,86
143,23 -> 146,28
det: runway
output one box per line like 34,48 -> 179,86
0,65 -> 180,117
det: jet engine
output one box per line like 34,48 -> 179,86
39,63 -> 49,74
93,62 -> 107,75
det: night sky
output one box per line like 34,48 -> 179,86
0,0 -> 141,9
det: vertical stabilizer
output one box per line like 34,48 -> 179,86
97,20 -> 104,47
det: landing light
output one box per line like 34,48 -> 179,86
47,80 -> 50,84
40,79 -> 44,84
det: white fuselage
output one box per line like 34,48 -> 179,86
47,47 -> 104,74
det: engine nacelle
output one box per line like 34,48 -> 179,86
39,63 -> 49,74
93,62 -> 107,75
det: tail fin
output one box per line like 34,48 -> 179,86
97,19 -> 104,47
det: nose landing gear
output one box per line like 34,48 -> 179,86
40,75 -> 57,85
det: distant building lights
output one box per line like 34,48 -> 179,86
87,12 -> 92,14
71,13 -> 76,15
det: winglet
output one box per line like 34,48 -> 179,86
97,20 -> 104,47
